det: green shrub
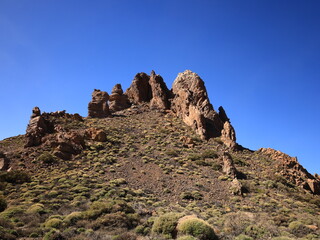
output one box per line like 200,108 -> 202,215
64,211 -> 83,225
235,234 -> 254,240
177,236 -> 197,240
244,225 -> 267,239
152,213 -> 182,237
177,217 -> 217,240
26,203 -> 45,214
288,221 -> 311,237
37,152 -> 57,164
0,196 -> 7,212
44,218 -> 63,229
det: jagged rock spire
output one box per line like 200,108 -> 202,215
88,89 -> 111,118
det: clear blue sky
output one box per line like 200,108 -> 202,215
1,0 -> 320,174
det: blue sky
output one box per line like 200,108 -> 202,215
1,0 -> 320,174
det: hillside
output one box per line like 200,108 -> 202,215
0,70 -> 320,240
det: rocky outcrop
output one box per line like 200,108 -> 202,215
221,121 -> 236,148
222,151 -> 237,178
125,71 -> 171,110
0,152 -> 9,171
259,148 -> 320,194
125,73 -> 152,104
149,70 -> 171,109
88,89 -> 111,118
109,84 -> 130,112
171,70 -> 224,139
52,132 -> 85,160
25,107 -> 51,147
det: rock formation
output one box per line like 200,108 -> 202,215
125,71 -> 171,110
52,132 -> 85,160
221,121 -> 236,148
0,152 -> 9,171
171,70 -> 224,139
222,151 -> 237,178
85,128 -> 107,142
109,84 -> 130,112
259,148 -> 320,194
25,107 -> 50,147
149,70 -> 171,109
88,89 -> 111,118
125,73 -> 152,104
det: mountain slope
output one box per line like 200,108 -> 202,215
0,71 -> 319,240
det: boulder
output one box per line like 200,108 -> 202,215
85,128 -> 107,142
53,131 -> 85,160
171,70 -> 224,139
31,106 -> 41,118
221,121 -> 237,148
0,152 -> 9,171
125,73 -> 152,104
230,178 -> 243,195
109,84 -> 130,112
149,70 -> 171,109
88,89 -> 111,118
222,151 -> 237,178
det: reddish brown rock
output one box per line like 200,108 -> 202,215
109,84 -> 130,112
125,73 -> 152,104
221,121 -> 236,148
52,131 -> 85,160
222,151 -> 237,178
31,106 -> 41,118
0,152 -> 9,171
259,148 -> 320,194
85,128 -> 107,142
171,70 -> 224,139
88,89 -> 111,118
149,70 -> 171,109
230,178 -> 243,195
25,107 -> 50,147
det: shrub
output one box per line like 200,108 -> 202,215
177,236 -> 197,240
177,217 -> 217,240
37,152 -> 57,164
26,203 -> 45,214
288,221 -> 311,238
64,211 -> 83,225
44,218 -> 63,229
0,170 -> 31,184
235,235 -> 253,240
152,213 -> 182,237
0,196 -> 7,212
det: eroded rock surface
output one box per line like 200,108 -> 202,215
222,151 -> 237,178
171,70 -> 224,139
25,107 -> 51,147
259,148 -> 320,194
149,70 -> 171,109
88,89 -> 111,118
125,73 -> 152,104
109,84 -> 130,112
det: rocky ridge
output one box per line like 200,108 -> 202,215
0,70 -> 319,240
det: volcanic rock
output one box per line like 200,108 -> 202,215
85,128 -> 107,142
222,151 -> 237,178
109,84 -> 130,112
149,70 -> 171,109
0,152 -> 9,171
171,70 -> 224,139
88,89 -> 111,118
53,131 -> 85,160
31,107 -> 41,118
230,178 -> 243,195
259,148 -> 320,194
25,107 -> 50,147
125,73 -> 152,104
221,121 -> 237,149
